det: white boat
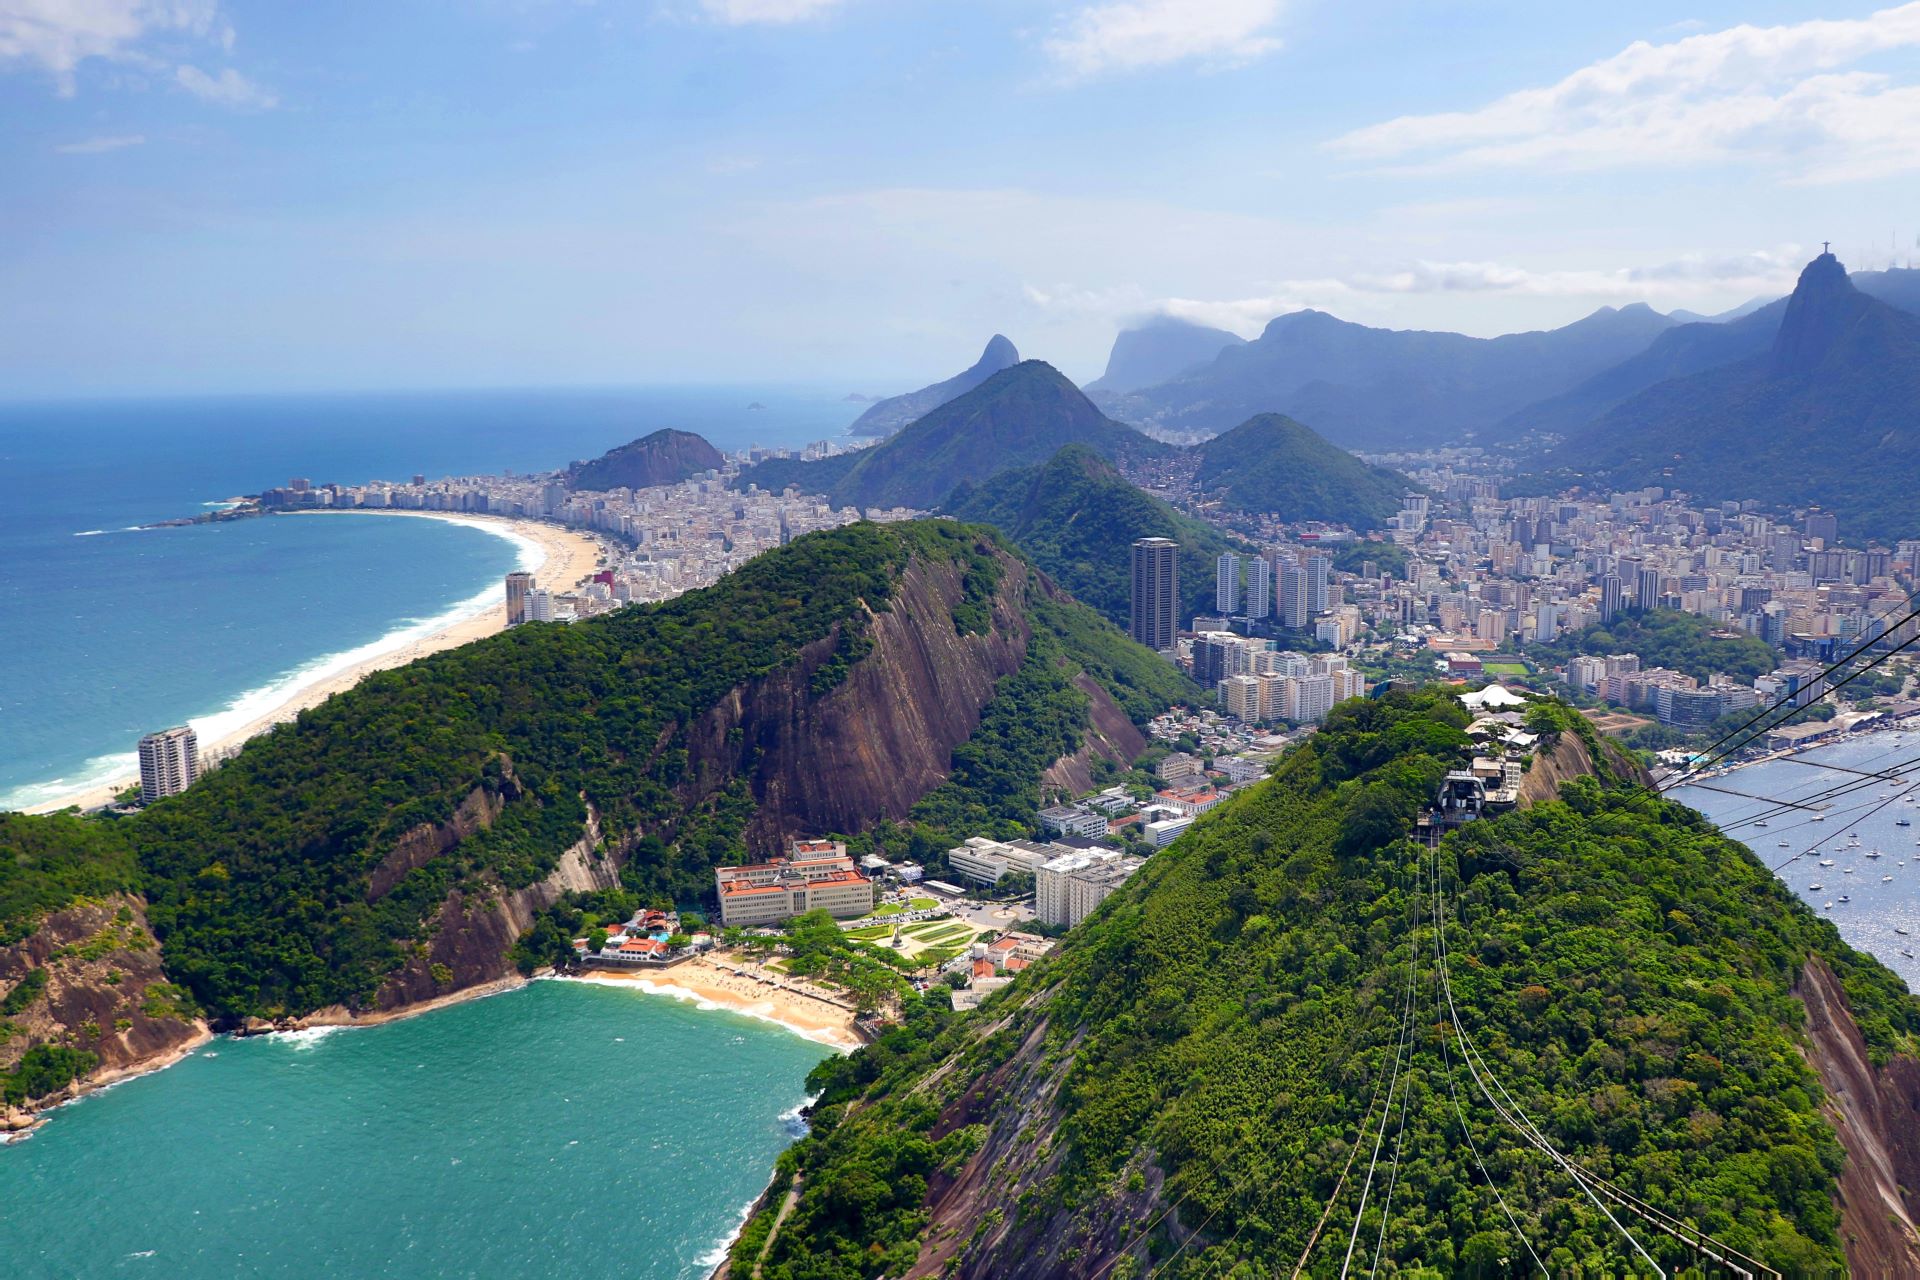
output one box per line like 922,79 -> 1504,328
1755,820 -> 1769,828
1809,882 -> 1823,890
1824,901 -> 1833,910
1821,859 -> 1836,867
1898,819 -> 1912,827
1839,894 -> 1851,902
1844,867 -> 1856,874
1778,840 -> 1791,847
1813,815 -> 1826,822
1884,875 -> 1895,882
1867,849 -> 1884,859
1897,926 -> 1912,935
1848,834 -> 1862,846
1904,949 -> 1916,959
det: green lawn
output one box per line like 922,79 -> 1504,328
843,924 -> 896,941
871,902 -> 904,916
1481,661 -> 1530,675
906,897 -> 938,910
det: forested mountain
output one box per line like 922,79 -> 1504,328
732,691 -> 1920,1278
847,335 -> 1021,438
1101,303 -> 1677,448
1539,253 -> 1920,542
0,522 -> 1194,1109
943,444 -> 1247,630
1084,316 -> 1244,395
1192,413 -> 1413,528
737,362 -> 1168,511
564,427 -> 724,491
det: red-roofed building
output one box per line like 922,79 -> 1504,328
715,838 -> 874,926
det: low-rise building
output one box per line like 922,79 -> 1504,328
714,838 -> 874,927
1142,815 -> 1193,848
1036,805 -> 1109,840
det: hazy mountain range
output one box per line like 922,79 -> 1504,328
847,334 -> 1021,438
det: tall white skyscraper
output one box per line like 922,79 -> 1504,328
1279,562 -> 1310,630
138,725 -> 199,804
1307,553 -> 1331,614
1215,553 -> 1241,615
527,588 -> 556,622
1244,556 -> 1272,619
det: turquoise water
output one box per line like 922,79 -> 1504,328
0,387 -> 856,807
0,980 -> 831,1278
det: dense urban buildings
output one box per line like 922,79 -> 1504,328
136,725 -> 199,803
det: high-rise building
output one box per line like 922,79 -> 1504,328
1245,556 -> 1272,619
1278,561 -> 1310,629
138,725 -> 199,804
1215,553 -> 1241,615
1307,553 -> 1331,613
505,571 -> 535,625
1804,507 -> 1838,546
1130,537 -> 1179,652
527,588 -> 556,623
1635,566 -> 1662,612
1599,573 -> 1623,623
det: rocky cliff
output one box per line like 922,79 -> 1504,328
565,427 -> 724,491
0,894 -> 208,1126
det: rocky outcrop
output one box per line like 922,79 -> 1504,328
1794,955 -> 1920,1276
366,803 -> 618,1013
565,428 -> 724,491
0,894 -> 208,1124
1516,728 -> 1651,805
366,772 -> 513,902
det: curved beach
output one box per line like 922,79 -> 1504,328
23,510 -> 603,815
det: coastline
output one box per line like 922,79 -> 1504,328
2,1021 -> 215,1142
569,955 -> 865,1052
22,510 -> 603,816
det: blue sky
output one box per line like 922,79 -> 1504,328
5,0 -> 1920,396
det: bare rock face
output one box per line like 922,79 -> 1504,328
0,894 -> 208,1111
1794,956 -> 1920,1275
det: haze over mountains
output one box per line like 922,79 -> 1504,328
847,335 -> 1021,438
1538,253 -> 1920,542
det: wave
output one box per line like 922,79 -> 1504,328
265,1025 -> 351,1050
5,514 -> 548,811
71,525 -> 149,537
694,1192 -> 763,1269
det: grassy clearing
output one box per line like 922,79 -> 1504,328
906,897 -> 938,910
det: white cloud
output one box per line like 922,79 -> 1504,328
175,62 -> 272,108
0,0 -> 217,88
1329,2 -> 1920,181
700,0 -> 845,25
54,132 -> 146,153
1044,0 -> 1283,78
0,0 -> 267,106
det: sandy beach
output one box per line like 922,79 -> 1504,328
25,509 -> 604,815
573,955 -> 865,1052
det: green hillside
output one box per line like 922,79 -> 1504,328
739,691 -> 1920,1278
1193,413 -> 1414,528
739,361 -> 1167,511
943,443 -> 1247,630
6,522 -> 1190,1023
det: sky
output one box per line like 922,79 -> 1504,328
5,0 -> 1920,397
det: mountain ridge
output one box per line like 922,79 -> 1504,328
565,427 -> 724,491
848,336 -> 1021,438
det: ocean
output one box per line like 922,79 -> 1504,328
1671,728 -> 1920,992
0,980 -> 832,1278
0,386 -> 857,807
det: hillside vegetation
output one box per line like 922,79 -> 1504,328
739,362 -> 1166,511
1532,608 -> 1781,683
1193,413 -> 1414,528
943,444 -> 1247,630
739,691 -> 1920,1278
4,522 -> 1191,1031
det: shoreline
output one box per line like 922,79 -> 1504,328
20,510 -> 604,816
568,956 -> 865,1053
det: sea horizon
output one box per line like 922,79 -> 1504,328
0,385 -> 860,810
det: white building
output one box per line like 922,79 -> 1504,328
1143,815 -> 1193,848
1036,805 -> 1109,840
137,725 -> 199,803
1036,849 -> 1143,927
527,588 -> 556,623
714,839 -> 873,926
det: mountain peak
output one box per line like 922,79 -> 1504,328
1771,251 -> 1861,377
978,334 -> 1020,368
